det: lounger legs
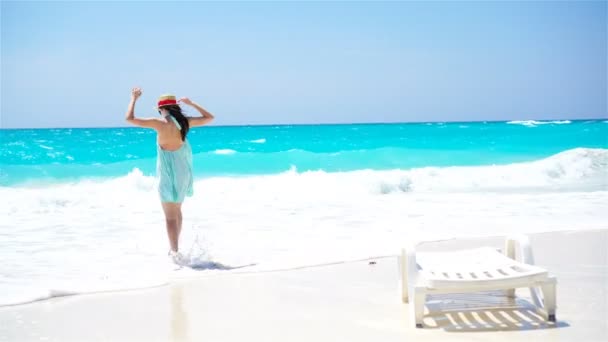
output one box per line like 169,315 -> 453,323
400,251 -> 409,303
410,289 -> 426,328
540,281 -> 557,322
530,279 -> 557,322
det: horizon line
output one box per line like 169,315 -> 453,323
0,117 -> 606,130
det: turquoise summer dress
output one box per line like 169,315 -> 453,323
157,116 -> 194,203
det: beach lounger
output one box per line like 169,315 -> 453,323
399,235 -> 557,328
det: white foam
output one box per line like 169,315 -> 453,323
250,138 -> 266,144
374,148 -> 607,193
507,120 -> 572,127
213,149 -> 237,155
1,148 -> 606,306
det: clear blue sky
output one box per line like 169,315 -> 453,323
1,1 -> 606,128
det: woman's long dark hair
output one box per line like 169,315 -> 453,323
162,105 -> 190,141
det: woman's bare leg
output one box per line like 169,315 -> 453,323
162,202 -> 181,252
177,203 -> 183,241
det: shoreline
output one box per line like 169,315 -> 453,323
1,228 -> 606,341
1,228 -> 605,309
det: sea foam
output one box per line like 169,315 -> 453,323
1,148 -> 606,307
507,120 -> 572,127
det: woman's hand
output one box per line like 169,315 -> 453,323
178,97 -> 193,106
131,87 -> 142,100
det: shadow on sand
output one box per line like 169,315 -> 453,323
187,260 -> 257,271
417,291 -> 570,332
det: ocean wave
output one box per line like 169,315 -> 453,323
212,149 -> 237,155
18,148 -> 607,193
249,138 -> 266,144
3,148 -> 606,192
507,120 -> 572,127
373,147 -> 607,193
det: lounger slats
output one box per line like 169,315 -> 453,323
417,247 -> 548,287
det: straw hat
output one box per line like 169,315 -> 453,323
156,94 -> 179,109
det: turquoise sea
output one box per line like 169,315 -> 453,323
1,120 -> 607,185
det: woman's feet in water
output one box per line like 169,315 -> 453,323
169,250 -> 187,266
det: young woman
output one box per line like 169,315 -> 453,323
125,87 -> 214,264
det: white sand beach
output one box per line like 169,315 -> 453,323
1,229 -> 606,342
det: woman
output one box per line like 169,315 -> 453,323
126,87 -> 214,264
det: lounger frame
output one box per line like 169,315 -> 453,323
399,235 -> 557,328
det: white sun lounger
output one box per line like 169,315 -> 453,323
400,235 -> 557,328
